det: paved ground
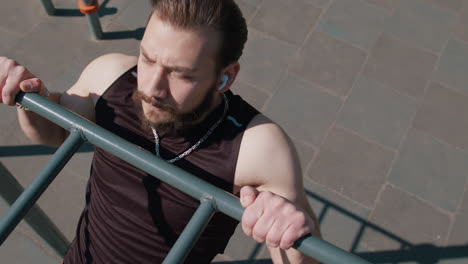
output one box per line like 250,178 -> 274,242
1,0 -> 468,263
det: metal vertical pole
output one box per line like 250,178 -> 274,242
79,0 -> 103,40
0,163 -> 69,257
162,198 -> 216,264
0,131 -> 84,245
40,0 -> 56,16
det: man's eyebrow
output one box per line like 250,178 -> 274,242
139,46 -> 197,73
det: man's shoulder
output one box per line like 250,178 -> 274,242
77,53 -> 138,97
234,114 -> 301,191
60,54 -> 137,122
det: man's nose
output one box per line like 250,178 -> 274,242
147,67 -> 169,99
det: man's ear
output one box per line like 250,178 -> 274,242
217,62 -> 240,93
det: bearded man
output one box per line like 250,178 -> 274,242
0,0 -> 321,263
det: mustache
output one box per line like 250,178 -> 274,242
132,90 -> 175,113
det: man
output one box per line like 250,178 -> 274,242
0,0 -> 321,263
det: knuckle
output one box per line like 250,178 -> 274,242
258,191 -> 272,200
252,231 -> 265,243
241,211 -> 257,230
292,212 -> 307,227
282,203 -> 295,214
5,59 -> 16,69
16,65 -> 26,75
270,196 -> 285,208
266,237 -> 280,247
280,239 -> 293,250
252,229 -> 262,239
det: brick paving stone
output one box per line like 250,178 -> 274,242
0,104 -> 19,131
317,0 -> 388,50
0,0 -> 45,36
304,180 -> 371,251
362,185 -> 451,250
422,0 -> 464,12
363,33 -> 437,99
388,128 -> 468,212
363,0 -> 399,11
49,61 -> 85,93
338,76 -> 418,148
241,0 -> 264,6
110,0 -> 152,30
235,0 -> 259,23
64,151 -> 94,181
439,188 -> 468,262
290,31 -> 367,96
457,3 -> 468,43
447,187 -> 468,245
0,28 -> 23,55
1,154 -> 87,240
291,139 -> 316,175
251,0 -> 322,45
413,82 -> 468,152
72,23 -> 141,66
307,0 -> 331,8
384,0 -> 458,54
265,74 -> 342,146
434,39 -> 468,95
222,225 -> 270,262
0,230 -> 60,264
36,169 -> 87,240
238,28 -> 297,92
231,80 -> 270,111
6,21 -> 90,86
308,126 -> 395,207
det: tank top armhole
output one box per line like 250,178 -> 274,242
95,65 -> 137,111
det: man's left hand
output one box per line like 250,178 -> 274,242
240,186 -> 314,250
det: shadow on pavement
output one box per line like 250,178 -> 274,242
102,27 -> 145,40
0,143 -> 94,157
50,0 -> 117,17
1,144 -> 467,263
0,162 -> 69,258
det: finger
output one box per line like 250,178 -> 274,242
2,65 -> 31,105
264,220 -> 285,248
0,66 -> 8,104
279,224 -> 297,250
241,204 -> 263,237
278,219 -> 311,250
2,75 -> 21,106
251,210 -> 276,244
240,186 -> 259,208
19,78 -> 43,93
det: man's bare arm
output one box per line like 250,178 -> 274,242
235,114 -> 322,263
1,54 -> 137,146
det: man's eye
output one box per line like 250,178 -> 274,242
174,72 -> 193,80
141,56 -> 152,64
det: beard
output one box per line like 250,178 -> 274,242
132,86 -> 216,135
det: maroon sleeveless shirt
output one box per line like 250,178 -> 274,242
64,66 -> 259,263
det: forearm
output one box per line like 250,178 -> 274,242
17,92 -> 67,146
268,247 -> 320,264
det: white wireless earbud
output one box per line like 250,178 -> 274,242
217,75 -> 229,91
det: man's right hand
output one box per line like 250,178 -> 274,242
0,57 -> 46,106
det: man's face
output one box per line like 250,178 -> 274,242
135,13 -> 222,131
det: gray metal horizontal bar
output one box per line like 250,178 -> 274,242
15,92 -> 372,264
